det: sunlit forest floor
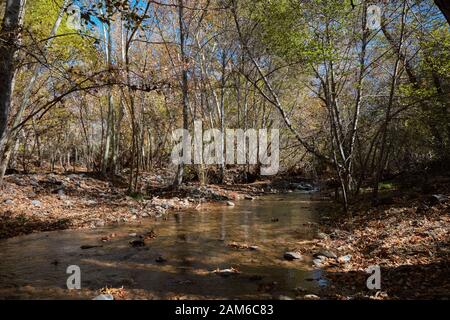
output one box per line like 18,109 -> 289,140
309,175 -> 450,299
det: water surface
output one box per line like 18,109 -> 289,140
0,193 -> 323,299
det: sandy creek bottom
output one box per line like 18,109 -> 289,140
0,193 -> 327,299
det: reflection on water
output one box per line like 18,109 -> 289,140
0,193 -> 324,299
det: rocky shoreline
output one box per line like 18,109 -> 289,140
0,172 -> 311,239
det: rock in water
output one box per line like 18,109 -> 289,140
294,287 -> 306,293
313,259 -> 324,268
314,250 -> 338,259
226,201 -> 235,207
291,182 -> 315,192
214,268 -> 240,277
130,239 -> 145,247
93,294 -> 114,300
284,252 -> 303,261
140,230 -> 157,240
303,294 -> 320,300
80,245 -> 103,250
155,256 -> 167,263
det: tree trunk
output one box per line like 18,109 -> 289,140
0,0 -> 67,183
435,0 -> 450,25
219,51 -> 226,183
0,0 -> 27,183
101,8 -> 114,176
373,2 -> 407,202
174,0 -> 190,187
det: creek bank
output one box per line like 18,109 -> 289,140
0,172 -> 317,239
300,178 -> 450,300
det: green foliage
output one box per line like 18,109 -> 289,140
24,0 -> 97,63
421,27 -> 450,78
249,0 -> 352,63
398,25 -> 450,158
379,182 -> 395,191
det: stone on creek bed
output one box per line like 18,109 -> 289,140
80,245 -> 103,250
93,294 -> 114,300
313,250 -> 338,259
313,259 -> 324,268
214,268 -> 240,277
155,256 -> 167,263
303,294 -> 320,300
284,251 -> 303,261
130,239 -> 146,247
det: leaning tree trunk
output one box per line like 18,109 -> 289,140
101,7 -> 115,176
0,0 -> 27,183
0,0 -> 67,183
435,0 -> 450,25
